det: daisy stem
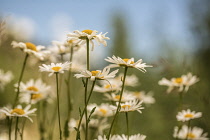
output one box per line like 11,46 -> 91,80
125,112 -> 129,140
84,78 -> 89,140
107,67 -> 128,140
15,117 -> 19,140
86,38 -> 90,70
56,73 -> 62,140
84,37 -> 90,140
8,117 -> 12,140
185,120 -> 191,140
64,46 -> 74,139
13,54 -> 29,108
76,80 -> 96,140
21,118 -> 27,140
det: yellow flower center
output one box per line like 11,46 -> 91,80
184,114 -> 194,118
31,93 -> 43,100
121,105 -> 131,109
91,71 -> 100,76
25,42 -> 37,52
105,84 -> 111,89
123,59 -> 134,64
82,29 -> 93,35
115,95 -> 124,100
52,66 -> 61,72
27,86 -> 38,92
187,133 -> 196,138
99,108 -> 107,115
175,78 -> 183,84
11,108 -> 25,115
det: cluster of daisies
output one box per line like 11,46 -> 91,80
159,73 -> 209,140
0,28 -> 208,140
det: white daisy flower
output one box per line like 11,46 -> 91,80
132,91 -> 155,105
117,73 -> 139,87
87,103 -> 114,117
173,125 -> 209,140
68,118 -> 83,131
74,68 -> 119,81
0,69 -> 13,90
11,41 -> 50,60
104,92 -> 136,102
18,79 -> 51,95
0,105 -> 37,122
111,100 -> 144,114
67,29 -> 110,51
159,73 -> 199,93
94,80 -> 121,93
95,134 -> 146,140
39,61 -> 71,76
176,109 -> 202,122
50,40 -> 70,55
105,55 -> 152,72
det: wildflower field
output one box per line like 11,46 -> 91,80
0,1 -> 210,140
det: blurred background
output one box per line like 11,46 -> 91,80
0,0 -> 210,140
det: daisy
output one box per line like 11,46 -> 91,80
50,40 -> 70,55
111,100 -> 144,114
173,125 -> 209,140
11,41 -> 50,60
87,103 -> 114,117
0,69 -> 13,90
104,92 -> 136,102
18,79 -> 51,95
39,61 -> 71,76
74,68 -> 119,81
94,80 -> 121,93
132,91 -> 155,105
67,29 -> 110,51
159,73 -> 199,93
0,105 -> 37,122
116,73 -> 139,87
176,109 -> 202,122
105,55 -> 152,72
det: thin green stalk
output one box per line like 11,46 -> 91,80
84,78 -> 89,140
86,38 -> 90,70
76,80 -> 96,140
8,117 -> 12,140
64,46 -> 74,139
15,117 -> 19,140
13,54 -> 29,108
21,118 -> 27,140
56,73 -> 62,140
85,38 -> 90,140
107,67 -> 128,140
185,120 -> 191,140
125,113 -> 129,140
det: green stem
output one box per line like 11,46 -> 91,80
76,80 -> 96,140
185,120 -> 191,140
8,117 -> 12,140
125,112 -> 129,140
21,118 -> 27,140
107,67 -> 128,140
13,54 -> 29,108
15,117 -> 19,140
64,46 -> 74,139
84,78 -> 89,140
85,38 -> 90,140
56,73 -> 62,140
86,38 -> 90,71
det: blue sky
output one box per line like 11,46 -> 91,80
0,0 -> 193,60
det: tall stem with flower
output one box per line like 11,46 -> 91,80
107,67 -> 128,139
